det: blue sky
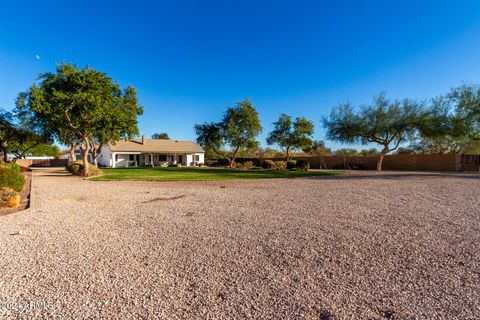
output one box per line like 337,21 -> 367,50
1,1 -> 480,150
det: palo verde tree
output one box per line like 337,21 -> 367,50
194,98 -> 262,167
439,85 -> 480,144
151,132 -> 170,139
16,63 -> 143,176
267,113 -> 314,160
411,85 -> 480,155
323,93 -> 425,171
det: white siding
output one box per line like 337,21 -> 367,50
98,145 -> 205,168
186,153 -> 204,166
98,146 -> 112,167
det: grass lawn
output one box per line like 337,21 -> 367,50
91,166 -> 345,181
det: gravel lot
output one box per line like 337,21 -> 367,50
0,169 -> 479,319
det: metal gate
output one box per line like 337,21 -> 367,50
460,155 -> 480,172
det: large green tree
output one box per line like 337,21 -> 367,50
267,114 -> 315,160
194,98 -> 262,167
16,63 -> 143,175
324,94 -> 426,171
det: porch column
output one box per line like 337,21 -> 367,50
150,153 -> 153,167
111,153 -> 116,168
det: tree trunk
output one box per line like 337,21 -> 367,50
81,138 -> 90,176
69,143 -> 76,163
91,149 -> 98,167
377,147 -> 389,171
229,146 -> 240,168
286,147 -> 290,161
376,154 -> 385,171
1,146 -> 7,162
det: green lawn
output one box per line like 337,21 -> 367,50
91,166 -> 345,181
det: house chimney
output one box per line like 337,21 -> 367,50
142,135 -> 146,145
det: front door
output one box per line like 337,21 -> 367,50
178,155 -> 183,165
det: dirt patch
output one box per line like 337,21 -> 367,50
0,170 -> 32,216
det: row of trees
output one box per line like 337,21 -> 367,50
194,99 -> 318,167
196,85 -> 480,171
324,87 -> 480,170
15,63 -> 143,176
6,62 -> 479,173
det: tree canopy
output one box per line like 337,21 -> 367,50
16,62 -> 143,175
0,109 -> 56,161
267,114 -> 314,160
151,132 -> 170,139
195,98 -> 262,167
302,140 -> 332,157
416,85 -> 480,154
323,94 -> 426,170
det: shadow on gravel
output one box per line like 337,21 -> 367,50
312,172 -> 480,181
143,195 -> 186,203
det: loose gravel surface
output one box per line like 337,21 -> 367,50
0,169 -> 479,319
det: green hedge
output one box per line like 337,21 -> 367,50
0,167 -> 25,192
296,159 -> 310,171
287,160 -> 297,169
262,159 -> 276,169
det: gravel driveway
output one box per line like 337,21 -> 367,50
0,169 -> 479,319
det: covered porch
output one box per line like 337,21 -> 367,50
111,152 -> 188,168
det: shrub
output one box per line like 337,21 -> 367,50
0,167 -> 25,192
274,161 -> 287,170
296,159 -> 310,171
262,159 -> 276,169
4,162 -> 21,173
287,160 -> 297,170
66,160 -> 101,176
66,162 -> 81,175
217,159 -> 230,166
234,162 -> 244,169
0,187 -> 20,207
243,161 -> 254,169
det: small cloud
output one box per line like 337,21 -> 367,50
35,54 -> 40,60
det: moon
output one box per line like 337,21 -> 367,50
35,54 -> 40,60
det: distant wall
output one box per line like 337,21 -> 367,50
15,158 -> 68,168
210,154 -> 463,172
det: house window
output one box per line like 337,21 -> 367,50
194,155 -> 200,162
115,154 -> 119,162
129,154 -> 135,161
159,155 -> 167,162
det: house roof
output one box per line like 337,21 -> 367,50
108,138 -> 204,154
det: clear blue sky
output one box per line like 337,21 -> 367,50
1,1 -> 480,150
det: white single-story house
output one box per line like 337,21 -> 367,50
98,136 -> 205,168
